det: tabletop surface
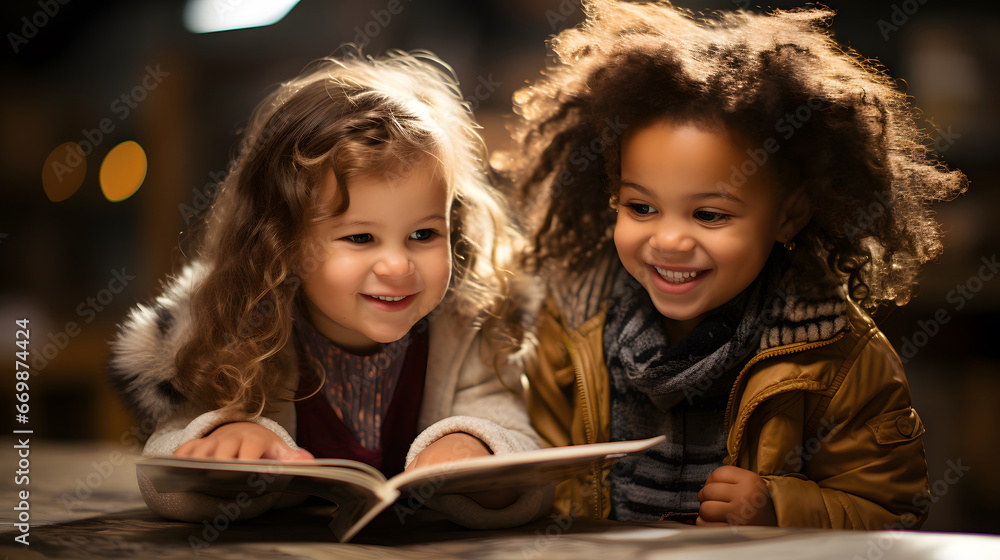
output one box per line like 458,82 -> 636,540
3,439 -> 999,559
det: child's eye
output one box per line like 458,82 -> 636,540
409,229 -> 437,241
625,203 -> 656,216
343,233 -> 372,244
694,210 -> 731,224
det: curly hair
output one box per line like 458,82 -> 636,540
176,49 -> 524,415
495,0 -> 967,307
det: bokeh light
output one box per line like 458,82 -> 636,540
99,140 -> 147,202
41,142 -> 87,202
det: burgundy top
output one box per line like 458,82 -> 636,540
294,323 -> 429,477
296,314 -> 410,450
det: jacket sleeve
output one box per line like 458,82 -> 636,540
405,318 -> 553,529
761,330 -> 930,530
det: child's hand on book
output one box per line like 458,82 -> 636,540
407,432 -> 492,470
696,465 -> 777,526
174,421 -> 315,462
406,432 -> 518,509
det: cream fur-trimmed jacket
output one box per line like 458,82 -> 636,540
108,262 -> 550,529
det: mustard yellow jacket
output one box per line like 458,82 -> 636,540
525,296 -> 930,529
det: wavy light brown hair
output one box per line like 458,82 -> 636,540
176,49 -> 524,415
495,0 -> 967,307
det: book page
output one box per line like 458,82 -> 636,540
390,435 -> 666,496
139,455 -> 387,481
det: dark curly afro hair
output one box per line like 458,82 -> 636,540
495,0 -> 967,309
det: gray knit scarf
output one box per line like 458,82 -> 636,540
604,259 -> 849,521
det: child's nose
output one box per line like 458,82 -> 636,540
373,249 -> 415,278
649,225 -> 696,253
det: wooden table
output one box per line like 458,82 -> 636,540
3,440 -> 1000,559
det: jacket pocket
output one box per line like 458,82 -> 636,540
865,407 -> 924,445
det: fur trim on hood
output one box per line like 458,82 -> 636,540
107,262 -> 208,426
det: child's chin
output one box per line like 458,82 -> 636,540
367,323 -> 418,344
368,331 -> 408,345
648,300 -> 702,323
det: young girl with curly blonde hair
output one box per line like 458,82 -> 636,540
110,49 -> 547,528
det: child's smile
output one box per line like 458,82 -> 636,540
362,293 -> 417,311
614,121 -> 804,340
649,265 -> 709,293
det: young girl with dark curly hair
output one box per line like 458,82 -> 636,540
109,50 -> 548,528
497,0 -> 967,529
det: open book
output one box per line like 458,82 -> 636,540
138,435 -> 665,542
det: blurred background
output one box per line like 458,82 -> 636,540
1,0 -> 996,534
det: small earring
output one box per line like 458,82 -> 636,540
783,239 -> 796,251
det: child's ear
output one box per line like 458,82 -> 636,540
776,188 -> 812,243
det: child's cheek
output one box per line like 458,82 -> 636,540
613,218 -> 648,281
420,244 -> 453,316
